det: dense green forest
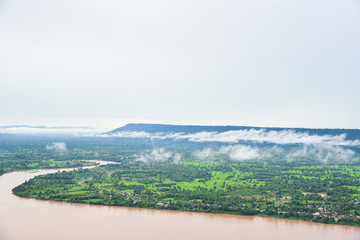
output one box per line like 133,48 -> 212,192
13,158 -> 360,226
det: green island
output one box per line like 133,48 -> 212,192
13,159 -> 360,226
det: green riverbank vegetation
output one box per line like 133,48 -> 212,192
13,159 -> 360,226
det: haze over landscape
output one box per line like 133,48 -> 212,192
1,0 -> 360,129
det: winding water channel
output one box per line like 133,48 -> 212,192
1,161 -> 360,240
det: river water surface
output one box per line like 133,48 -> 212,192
1,162 -> 360,240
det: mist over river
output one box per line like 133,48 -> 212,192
1,162 -> 360,240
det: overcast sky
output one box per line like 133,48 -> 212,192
0,0 -> 359,130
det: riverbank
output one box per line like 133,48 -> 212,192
14,192 -> 360,228
12,160 -> 360,227
15,191 -> 360,228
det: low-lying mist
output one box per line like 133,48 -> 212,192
46,142 -> 67,152
137,148 -> 182,162
137,144 -> 359,164
103,129 -> 360,146
105,129 -> 360,163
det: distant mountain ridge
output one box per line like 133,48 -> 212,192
106,123 -> 360,140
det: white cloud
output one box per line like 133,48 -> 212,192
180,130 -> 359,146
286,145 -> 357,163
100,131 -> 183,139
193,148 -> 214,160
105,129 -> 360,146
218,144 -> 358,163
46,142 -> 67,152
192,144 -> 358,163
137,148 -> 180,162
220,145 -> 261,161
173,153 -> 182,162
107,131 -> 153,138
105,129 -> 360,163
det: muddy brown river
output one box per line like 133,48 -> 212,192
1,162 -> 360,240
